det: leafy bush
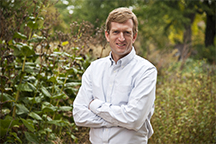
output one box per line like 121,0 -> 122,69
0,0 -> 103,143
149,59 -> 216,143
193,44 -> 216,63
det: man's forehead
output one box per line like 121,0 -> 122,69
110,27 -> 133,31
110,20 -> 133,30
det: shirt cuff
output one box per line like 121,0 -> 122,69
89,99 -> 104,114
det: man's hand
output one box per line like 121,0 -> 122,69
88,99 -> 94,109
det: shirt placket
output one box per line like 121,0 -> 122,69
106,64 -> 119,103
102,63 -> 120,144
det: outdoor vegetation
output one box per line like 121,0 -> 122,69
0,0 -> 215,143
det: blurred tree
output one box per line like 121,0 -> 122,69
70,0 -> 137,28
134,0 -> 215,62
197,0 -> 215,47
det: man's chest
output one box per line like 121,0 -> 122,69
91,66 -> 135,105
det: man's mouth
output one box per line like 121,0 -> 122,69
116,43 -> 126,47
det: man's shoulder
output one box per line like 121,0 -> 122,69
91,56 -> 109,65
134,55 -> 156,69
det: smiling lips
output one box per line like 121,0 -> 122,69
117,43 -> 126,47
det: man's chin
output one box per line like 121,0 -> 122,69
117,50 -> 130,57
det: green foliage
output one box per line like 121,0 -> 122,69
193,45 -> 216,63
134,0 -> 215,63
70,0 -> 136,28
149,59 -> 216,143
0,0 -> 93,143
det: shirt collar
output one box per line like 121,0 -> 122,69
108,47 -> 136,67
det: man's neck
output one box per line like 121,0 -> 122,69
111,49 -> 132,64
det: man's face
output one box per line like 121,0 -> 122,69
105,19 -> 137,61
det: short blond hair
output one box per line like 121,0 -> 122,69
105,7 -> 138,35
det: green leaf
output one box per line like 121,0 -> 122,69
38,130 -> 46,135
24,132 -> 39,143
27,21 -> 38,29
1,93 -> 14,101
27,82 -> 36,91
21,118 -> 35,132
13,32 -> 27,40
44,127 -> 52,132
20,43 -> 35,56
47,120 -> 66,127
41,86 -> 51,98
10,132 -> 22,143
71,134 -> 77,141
64,82 -> 81,87
48,76 -> 57,84
56,79 -> 64,85
13,43 -> 35,57
17,83 -> 33,92
62,52 -> 71,57
16,103 -> 29,115
65,67 -> 78,75
28,112 -> 42,121
28,34 -> 46,43
0,127 -> 7,138
42,102 -> 56,113
10,44 -> 22,56
59,106 -> 72,111
75,56 -> 84,61
28,96 -> 42,104
24,66 -> 35,74
51,93 -> 67,99
0,115 -> 20,129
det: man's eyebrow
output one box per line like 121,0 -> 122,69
111,29 -> 118,31
111,29 -> 132,32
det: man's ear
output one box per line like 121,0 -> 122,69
132,33 -> 137,43
105,31 -> 110,42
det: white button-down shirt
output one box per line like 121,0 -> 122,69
73,48 -> 157,144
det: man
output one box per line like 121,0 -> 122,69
73,7 -> 157,144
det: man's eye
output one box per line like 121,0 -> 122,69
113,31 -> 119,34
125,31 -> 131,35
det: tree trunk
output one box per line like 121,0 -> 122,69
205,13 -> 215,47
180,13 -> 195,70
180,13 -> 195,61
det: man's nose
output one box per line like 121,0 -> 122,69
118,32 -> 125,41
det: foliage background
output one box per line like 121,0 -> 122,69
0,0 -> 215,143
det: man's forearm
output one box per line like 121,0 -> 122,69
73,99 -> 117,128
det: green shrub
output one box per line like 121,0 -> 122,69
193,44 -> 216,63
0,0 -> 96,143
150,59 -> 216,143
